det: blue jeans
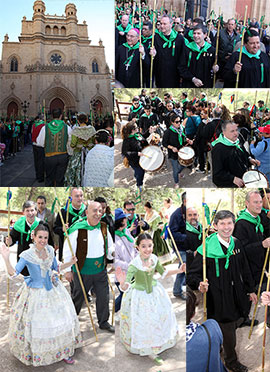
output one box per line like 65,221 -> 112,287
132,165 -> 145,187
170,158 -> 184,184
173,250 -> 186,296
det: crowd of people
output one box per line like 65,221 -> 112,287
186,188 -> 270,372
119,89 -> 270,189
115,2 -> 270,88
0,110 -> 114,187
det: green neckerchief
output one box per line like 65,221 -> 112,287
128,133 -> 143,141
47,119 -> 65,135
197,233 -> 235,277
127,214 -> 137,228
141,113 -> 153,119
169,125 -> 186,146
150,96 -> 157,101
201,97 -> 207,102
182,98 -> 188,104
117,23 -> 132,33
212,133 -> 243,152
13,216 -> 40,242
236,209 -> 264,233
115,228 -> 134,243
69,203 -> 86,223
187,41 -> 212,61
158,29 -> 178,56
130,103 -> 143,113
142,35 -> 152,46
188,29 -> 194,39
123,41 -> 140,66
186,221 -> 202,240
34,120 -> 44,128
262,207 -> 269,213
238,46 -> 261,60
67,219 -> 101,235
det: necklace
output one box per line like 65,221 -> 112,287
35,246 -> 48,260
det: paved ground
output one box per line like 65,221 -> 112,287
0,145 -> 44,187
193,291 -> 270,372
114,132 -> 215,189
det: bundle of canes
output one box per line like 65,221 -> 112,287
249,188 -> 270,339
139,1 -> 143,88
167,226 -> 184,265
261,90 -> 269,124
6,187 -> 12,308
213,8 -> 221,88
207,11 -> 214,40
202,189 -> 207,322
53,188 -> 98,342
262,260 -> 270,372
150,0 -> 156,89
235,5 -> 248,89
205,199 -> 222,236
107,274 -> 115,326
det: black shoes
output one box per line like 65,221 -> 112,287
239,318 -> 259,328
99,322 -> 115,333
226,360 -> 248,372
173,293 -> 187,300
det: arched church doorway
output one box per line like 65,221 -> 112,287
50,98 -> 64,113
7,101 -> 18,119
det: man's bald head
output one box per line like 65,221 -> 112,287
186,207 -> 199,225
71,188 -> 84,209
121,15 -> 129,27
86,201 -> 103,226
127,29 -> 139,46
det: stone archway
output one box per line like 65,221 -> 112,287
50,98 -> 65,113
7,101 -> 18,119
41,86 -> 77,114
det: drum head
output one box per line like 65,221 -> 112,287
139,145 -> 164,172
243,170 -> 269,188
178,147 -> 195,160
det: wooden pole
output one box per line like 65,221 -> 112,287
167,227 -> 184,265
207,11 -> 214,39
202,189 -> 207,321
6,187 -> 11,308
205,199 -> 222,235
235,5 -> 248,89
262,258 -> 270,372
262,90 -> 269,123
149,0 -> 156,89
107,274 -> 115,326
213,8 -> 221,88
43,99 -> 46,124
53,188 -> 98,341
231,189 -> 234,215
139,1 -> 143,88
183,1 -> 187,21
132,1 -> 136,27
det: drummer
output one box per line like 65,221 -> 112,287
211,121 -> 260,188
138,104 -> 159,139
121,121 -> 148,191
162,113 -> 193,189
250,125 -> 270,184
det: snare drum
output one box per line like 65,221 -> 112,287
178,147 -> 195,167
243,170 -> 269,188
139,145 -> 165,172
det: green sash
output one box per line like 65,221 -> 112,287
141,113 -> 154,119
47,120 -> 65,135
117,24 -> 132,33
236,209 -> 264,233
169,125 -> 186,146
123,41 -> 140,66
186,222 -> 202,239
238,46 -> 261,60
128,133 -> 143,140
157,29 -> 178,56
115,228 -> 134,242
13,217 -> 40,243
211,133 -> 243,152
68,204 -> 86,224
197,233 -> 235,277
67,218 -> 101,235
127,214 -> 137,228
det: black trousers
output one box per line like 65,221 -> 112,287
72,269 -> 109,327
33,145 -> 45,181
44,153 -> 69,186
219,318 -> 243,365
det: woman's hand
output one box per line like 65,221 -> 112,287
0,243 -> 10,260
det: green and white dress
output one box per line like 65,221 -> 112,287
120,254 -> 178,356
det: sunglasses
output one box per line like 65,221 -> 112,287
126,208 -> 135,211
175,120 -> 181,123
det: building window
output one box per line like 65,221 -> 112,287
10,57 -> 18,72
92,61 -> 99,73
53,26 -> 59,35
61,26 -> 66,36
45,26 -> 51,35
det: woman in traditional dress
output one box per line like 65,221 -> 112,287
64,112 -> 96,186
116,233 -> 185,365
0,223 -> 81,366
144,201 -> 162,235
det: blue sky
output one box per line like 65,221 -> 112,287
0,0 -> 114,69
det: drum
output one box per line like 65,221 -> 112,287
148,133 -> 161,145
243,170 -> 269,188
139,145 -> 165,172
178,147 -> 195,167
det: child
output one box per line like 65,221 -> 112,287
0,223 -> 81,366
116,232 -> 185,365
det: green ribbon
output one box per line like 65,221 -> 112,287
67,218 -> 101,235
13,217 -> 40,242
202,203 -> 211,225
117,23 -> 132,33
236,209 -> 264,233
115,228 -> 134,242
68,203 -> 86,223
261,63 -> 264,84
197,233 -> 235,277
142,35 -> 152,48
238,46 -> 261,60
186,41 -> 212,60
169,125 -> 186,146
157,29 -> 178,56
130,103 -> 143,113
51,198 -> 57,214
262,207 -> 269,213
123,41 -> 140,66
128,133 -> 143,141
127,214 -> 137,228
212,133 -> 243,152
6,190 -> 12,208
47,119 -> 65,135
186,221 -> 202,239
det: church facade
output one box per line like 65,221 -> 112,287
0,1 -> 113,119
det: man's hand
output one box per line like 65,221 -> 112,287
262,238 -> 270,248
192,77 -> 203,87
139,44 -> 145,56
233,176 -> 245,188
65,271 -> 74,283
249,292 -> 257,304
199,279 -> 209,293
212,64 -> 219,73
62,223 -> 69,232
249,158 -> 261,167
233,61 -> 242,74
149,46 -> 157,57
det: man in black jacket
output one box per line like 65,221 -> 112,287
218,18 -> 240,74
211,121 -> 260,187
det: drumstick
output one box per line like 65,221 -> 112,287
141,153 -> 152,159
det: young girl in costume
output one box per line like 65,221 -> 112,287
116,232 -> 185,365
0,223 -> 81,366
